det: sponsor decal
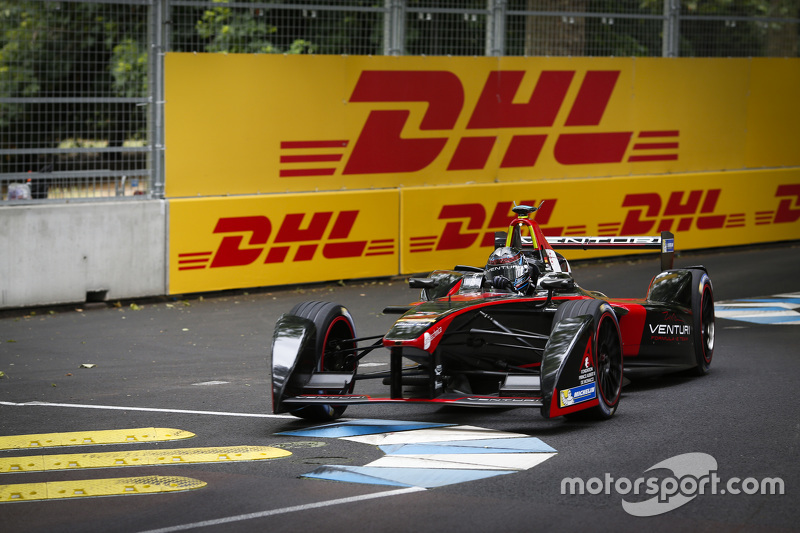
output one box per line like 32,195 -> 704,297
410,199 -> 558,254
579,350 -> 596,386
297,395 -> 369,401
559,382 -> 597,408
755,184 -> 800,225
604,189 -> 744,236
468,397 -> 541,404
281,69 -> 678,178
649,312 -> 691,342
423,326 -> 443,351
549,236 -> 663,247
649,324 -> 691,336
177,210 -> 394,271
407,186 -> 757,258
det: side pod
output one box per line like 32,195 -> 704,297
540,316 -> 596,418
270,314 -> 317,414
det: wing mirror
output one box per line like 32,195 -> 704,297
540,275 -> 575,291
408,277 -> 437,289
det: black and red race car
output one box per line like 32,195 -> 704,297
271,203 -> 714,422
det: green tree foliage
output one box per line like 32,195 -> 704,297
194,1 -> 315,53
1,0 -> 797,158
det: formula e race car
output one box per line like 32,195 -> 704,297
270,203 -> 714,422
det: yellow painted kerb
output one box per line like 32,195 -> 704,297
0,428 -> 195,450
0,446 -> 292,473
0,476 -> 206,503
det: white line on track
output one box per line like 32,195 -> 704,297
0,401 -> 297,419
136,486 -> 426,533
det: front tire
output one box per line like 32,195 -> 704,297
553,299 -> 623,420
691,271 -> 715,375
288,301 -> 357,421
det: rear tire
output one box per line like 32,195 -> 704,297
288,301 -> 357,422
691,271 -> 715,375
553,299 -> 623,420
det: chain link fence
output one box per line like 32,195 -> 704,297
2,0 -> 798,203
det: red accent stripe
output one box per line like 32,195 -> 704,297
628,154 -> 678,162
633,142 -> 679,150
178,258 -> 210,265
365,251 -> 394,256
638,130 -> 679,137
367,245 -> 395,251
370,239 -> 395,244
178,266 -> 206,271
281,140 -> 348,149
279,168 -> 336,177
410,236 -> 437,242
178,251 -> 212,258
280,154 -> 343,163
410,248 -> 434,253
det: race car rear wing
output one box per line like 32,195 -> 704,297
547,231 -> 675,271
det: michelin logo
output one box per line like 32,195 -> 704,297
560,383 -> 597,407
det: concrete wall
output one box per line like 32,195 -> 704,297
0,201 -> 167,309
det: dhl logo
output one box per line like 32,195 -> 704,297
410,199 -> 569,254
408,184 -> 799,254
176,184 -> 798,271
755,184 -> 800,225
279,69 -> 679,178
606,183 -> 800,236
177,211 -> 394,271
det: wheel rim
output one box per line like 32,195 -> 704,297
701,286 -> 715,364
319,315 -> 356,393
596,314 -> 622,406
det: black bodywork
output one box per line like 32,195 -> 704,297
270,204 -> 715,422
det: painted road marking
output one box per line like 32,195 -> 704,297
278,419 -> 454,438
716,293 -> 800,325
341,425 -> 530,445
303,465 -> 514,487
137,487 -> 426,533
367,451 -> 555,471
0,446 -> 291,473
0,428 -> 195,450
0,401 -> 296,418
279,420 -> 557,488
0,476 -> 205,503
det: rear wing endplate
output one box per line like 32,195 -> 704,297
548,231 -> 675,271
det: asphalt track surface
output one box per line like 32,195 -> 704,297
1,243 -> 798,533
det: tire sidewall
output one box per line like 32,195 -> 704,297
691,270 -> 714,374
288,301 -> 357,420
593,307 -> 623,417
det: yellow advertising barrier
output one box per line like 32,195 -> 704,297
168,190 -> 399,294
165,54 -> 799,198
399,168 -> 800,274
168,168 -> 798,294
165,54 -> 799,294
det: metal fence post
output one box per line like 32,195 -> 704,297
663,0 -> 680,57
486,0 -> 506,57
384,0 -> 405,56
150,0 -> 167,198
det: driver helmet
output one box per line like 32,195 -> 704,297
485,247 -> 531,292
